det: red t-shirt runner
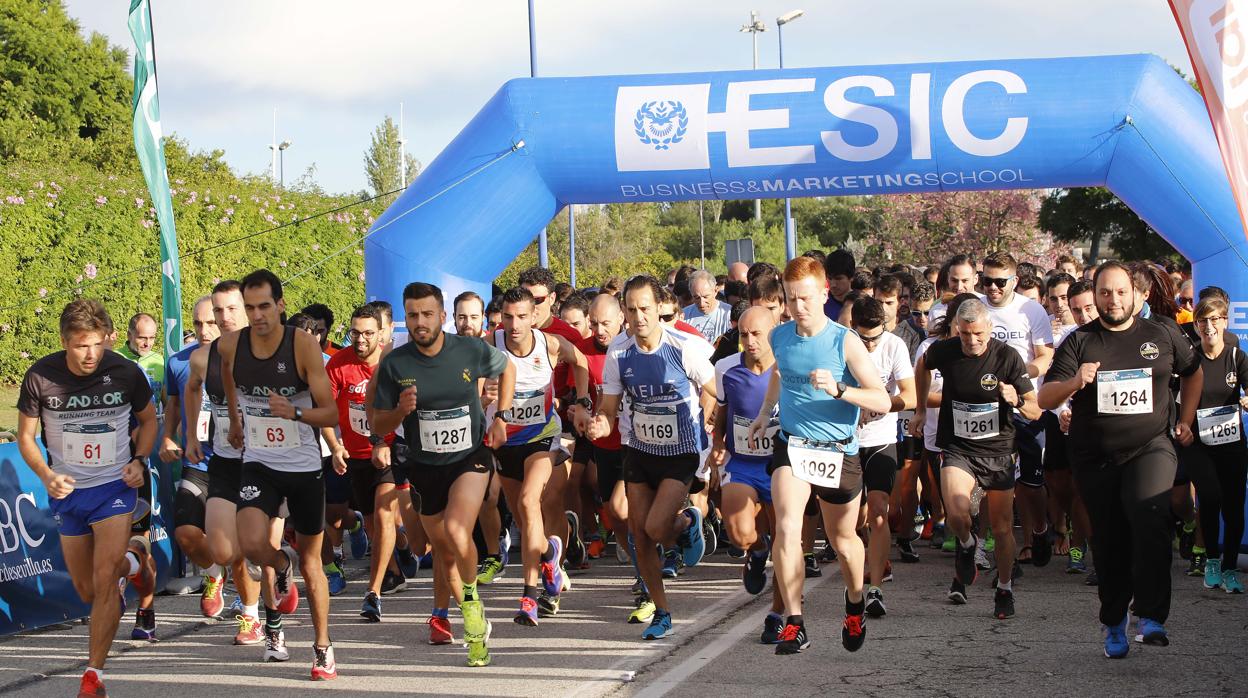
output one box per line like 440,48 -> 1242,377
574,335 -> 621,451
326,349 -> 393,459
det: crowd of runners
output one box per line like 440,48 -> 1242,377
15,249 -> 1247,696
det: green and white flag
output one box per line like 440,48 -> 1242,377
128,0 -> 182,359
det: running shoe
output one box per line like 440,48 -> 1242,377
561,564 -> 572,591
78,670 -> 105,698
1203,559 -> 1223,590
818,545 -> 838,563
381,571 -> 407,595
661,549 -> 680,579
629,595 -> 656,624
864,587 -> 886,618
941,535 -> 957,553
842,612 -> 867,652
881,560 -> 894,583
775,622 -> 809,655
234,614 -> 264,645
1066,546 -> 1087,574
930,522 -> 947,549
993,588 -> 1015,619
742,552 -> 768,595
228,594 -> 243,615
947,578 -> 968,605
461,599 -> 488,645
642,610 -> 673,640
514,596 -> 539,626
428,616 -> 454,645
264,627 -> 290,662
616,540 -> 631,565
760,613 -> 783,644
804,552 -> 822,578
1104,616 -> 1129,658
1186,552 -> 1207,577
631,577 -> 647,597
477,555 -> 505,584
126,535 -> 155,597
540,536 -> 565,596
1222,569 -> 1244,594
677,506 -> 705,567
586,535 -> 606,560
1031,527 -> 1054,567
975,541 -> 992,571
538,591 -> 560,617
348,511 -> 369,559
983,529 -> 995,554
1135,617 -> 1169,646
275,547 -> 299,614
130,607 -> 156,641
117,578 -> 127,619
396,547 -> 420,578
703,520 -> 719,557
955,535 -> 978,585
566,511 -> 586,568
727,544 -> 746,559
466,620 -> 492,668
1085,569 -> 1099,586
360,591 -> 381,623
1178,524 -> 1196,561
311,644 -> 337,681
200,573 -> 225,618
897,537 -> 920,563
325,562 -> 346,596
919,516 -> 933,541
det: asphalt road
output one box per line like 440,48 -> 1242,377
0,535 -> 1243,697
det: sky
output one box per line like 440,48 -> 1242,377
66,1 -> 1195,196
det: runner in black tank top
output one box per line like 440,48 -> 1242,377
216,270 -> 341,679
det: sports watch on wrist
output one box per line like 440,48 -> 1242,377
834,381 -> 848,399
368,433 -> 386,446
575,396 -> 593,410
293,406 -> 304,422
496,408 -> 514,423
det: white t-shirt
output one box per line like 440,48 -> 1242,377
856,332 -> 915,448
683,301 -> 732,343
916,336 -> 943,453
986,292 -> 1053,366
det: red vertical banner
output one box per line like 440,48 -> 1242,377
1170,0 -> 1248,240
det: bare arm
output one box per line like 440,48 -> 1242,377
841,334 -> 893,415
1027,343 -> 1054,379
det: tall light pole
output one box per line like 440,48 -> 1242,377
528,0 -> 549,268
740,11 -> 766,222
268,108 -> 278,183
278,140 -> 291,189
777,9 -> 804,260
568,206 -> 577,287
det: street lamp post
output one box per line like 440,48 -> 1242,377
777,9 -> 804,260
528,0 -> 550,268
568,206 -> 577,287
278,140 -> 291,189
740,11 -> 766,222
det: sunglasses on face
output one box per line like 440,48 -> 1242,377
982,275 -> 1015,289
911,310 -> 926,318
856,331 -> 886,344
658,313 -> 676,322
531,295 -> 549,305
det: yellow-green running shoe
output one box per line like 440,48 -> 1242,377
629,595 -> 656,624
476,556 -> 505,585
466,620 -> 492,667
460,599 -> 488,642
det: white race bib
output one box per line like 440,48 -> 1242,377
348,402 -> 370,437
511,389 -> 548,427
897,410 -> 916,439
62,423 -> 113,468
952,401 -> 1000,440
1096,368 -> 1153,415
786,436 -> 845,488
1197,405 -> 1241,446
245,406 -> 302,450
732,414 -> 778,458
418,406 -> 472,454
194,404 -> 212,443
211,404 -> 232,443
633,404 -> 679,447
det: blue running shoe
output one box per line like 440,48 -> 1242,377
677,506 -> 705,568
661,549 -> 680,579
642,610 -> 672,640
1203,559 -> 1223,590
360,591 -> 381,623
742,551 -> 768,595
418,552 -> 434,570
540,536 -> 565,596
348,511 -> 369,559
396,548 -> 420,579
1135,617 -> 1169,646
325,562 -> 347,596
1223,569 -> 1245,594
1104,616 -> 1128,658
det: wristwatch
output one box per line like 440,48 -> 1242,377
496,408 -> 514,423
368,433 -> 386,446
834,381 -> 848,399
293,406 -> 304,422
575,396 -> 593,411
132,455 -> 149,468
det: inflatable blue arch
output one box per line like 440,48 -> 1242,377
364,53 -> 1248,333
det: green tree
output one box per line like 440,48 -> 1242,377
363,115 -> 421,204
1038,188 -> 1179,263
